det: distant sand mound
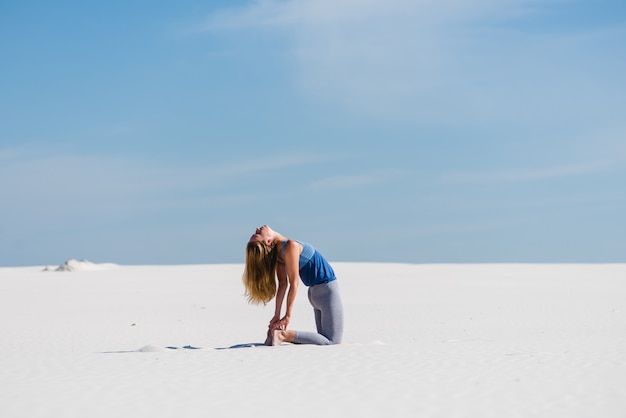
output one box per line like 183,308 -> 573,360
43,259 -> 118,272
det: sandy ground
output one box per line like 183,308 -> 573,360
1,262 -> 625,417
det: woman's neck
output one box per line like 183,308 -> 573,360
271,232 -> 288,245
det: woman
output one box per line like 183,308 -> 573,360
243,225 -> 343,346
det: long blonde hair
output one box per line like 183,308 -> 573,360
243,241 -> 278,304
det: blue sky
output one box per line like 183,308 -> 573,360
1,0 -> 625,266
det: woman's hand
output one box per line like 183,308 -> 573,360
269,315 -> 290,331
269,314 -> 280,329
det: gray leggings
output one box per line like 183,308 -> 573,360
294,280 -> 344,345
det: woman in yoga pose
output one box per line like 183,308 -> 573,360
244,225 -> 343,345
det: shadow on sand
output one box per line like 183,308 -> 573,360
215,342 -> 268,350
101,342 -> 268,353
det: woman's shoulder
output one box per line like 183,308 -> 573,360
277,239 -> 300,265
283,239 -> 302,252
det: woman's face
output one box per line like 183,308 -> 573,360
249,225 -> 273,245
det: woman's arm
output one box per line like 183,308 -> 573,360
274,240 -> 300,329
272,262 -> 288,324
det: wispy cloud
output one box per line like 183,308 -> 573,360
440,160 -> 614,185
310,168 -> 404,189
199,152 -> 332,179
381,218 -> 518,239
200,0 -> 536,31
196,0 -> 621,124
0,148 -> 333,216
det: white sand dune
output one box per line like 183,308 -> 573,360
1,263 -> 625,417
43,258 -> 120,272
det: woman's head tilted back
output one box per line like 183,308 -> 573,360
243,240 -> 277,304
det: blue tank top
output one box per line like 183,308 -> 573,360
282,240 -> 337,286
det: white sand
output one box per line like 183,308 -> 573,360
1,262 -> 625,417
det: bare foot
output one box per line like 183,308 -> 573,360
272,329 -> 284,346
272,329 -> 296,346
